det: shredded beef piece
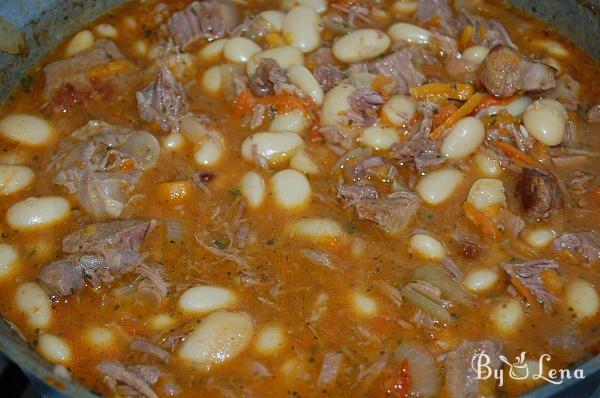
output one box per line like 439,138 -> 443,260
370,49 -> 426,94
43,40 -> 129,112
587,103 -> 600,124
136,67 -> 188,132
39,220 -> 157,297
166,0 -> 240,49
444,340 -> 503,398
130,339 -> 171,363
416,0 -> 457,36
353,156 -> 384,177
517,168 -> 563,220
553,231 -> 600,263
98,360 -> 159,398
502,259 -> 559,310
498,208 -> 525,237
354,190 -> 420,234
337,183 -> 380,207
248,58 -> 289,97
479,45 -> 556,98
345,88 -> 385,127
458,13 -> 516,48
390,130 -> 444,172
314,64 -> 345,92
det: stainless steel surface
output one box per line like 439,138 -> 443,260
0,0 -> 599,396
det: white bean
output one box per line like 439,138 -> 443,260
270,109 -> 309,133
247,46 -> 304,75
84,326 -> 115,350
333,29 -> 390,63
0,243 -> 18,278
320,82 -> 355,127
179,285 -> 237,315
297,0 -> 328,13
474,149 -> 502,177
349,290 -> 378,317
199,39 -> 229,63
442,117 -> 484,159
65,30 -> 94,57
463,269 -> 498,292
462,45 -> 489,65
271,169 -> 311,209
409,234 -> 446,260
565,279 -> 599,318
387,23 -> 431,44
7,196 -> 70,230
523,99 -> 567,146
15,282 -> 52,328
391,1 -> 418,16
241,171 -> 266,208
178,311 -> 254,370
0,165 -> 34,195
149,313 -> 175,331
38,334 -> 71,364
194,141 -> 222,166
359,126 -> 399,150
287,64 -> 324,104
506,96 -> 532,116
241,132 -> 304,166
283,6 -> 321,53
492,299 -> 523,334
523,228 -> 555,249
381,95 -> 415,127
94,23 -> 118,39
259,11 -> 285,30
290,150 -> 319,174
224,37 -> 261,64
0,114 -> 54,146
162,133 -> 186,151
415,169 -> 465,206
132,40 -> 148,57
533,39 -> 569,58
542,57 -> 561,72
287,218 -> 343,242
467,179 -> 506,211
255,324 -> 286,355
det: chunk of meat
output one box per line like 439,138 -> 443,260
416,0 -> 457,36
344,88 -> 385,127
248,58 -> 290,97
479,45 -> 556,98
458,14 -> 516,48
354,190 -> 420,233
98,360 -> 160,398
516,168 -> 563,220
51,121 -> 160,218
38,219 -> 157,297
502,259 -> 559,310
313,64 -> 345,92
587,103 -> 600,124
337,183 -> 380,207
444,340 -> 503,398
43,40 -> 131,112
552,231 -> 600,263
130,339 -> 171,363
370,49 -> 425,94
136,67 -> 188,132
166,0 -> 240,49
390,130 -> 444,172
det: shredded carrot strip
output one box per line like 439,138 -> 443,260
234,90 -> 256,116
473,94 -> 517,114
433,104 -> 459,128
393,359 -> 411,398
234,90 -> 309,118
495,141 -> 542,168
511,276 -> 537,306
540,269 -> 563,295
410,83 -> 474,102
430,92 -> 486,140
463,202 -> 501,240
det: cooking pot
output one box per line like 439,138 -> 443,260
0,1 -> 599,396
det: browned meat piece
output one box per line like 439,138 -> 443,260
98,360 -> 160,398
51,121 -> 160,218
390,130 -> 444,172
345,88 -> 385,127
553,231 -> 600,263
43,40 -> 131,112
353,156 -> 384,177
416,0 -> 457,36
337,183 -> 380,207
516,168 -> 563,220
370,49 -> 425,94
38,219 -> 157,297
502,259 -> 559,310
313,64 -> 345,92
248,58 -> 289,97
586,103 -> 600,124
497,208 -> 525,237
453,233 -> 482,259
458,14 -> 516,48
479,46 -> 556,98
136,67 -> 188,132
166,0 -> 240,49
445,57 -> 478,83
354,190 -> 420,233
444,340 -> 503,398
